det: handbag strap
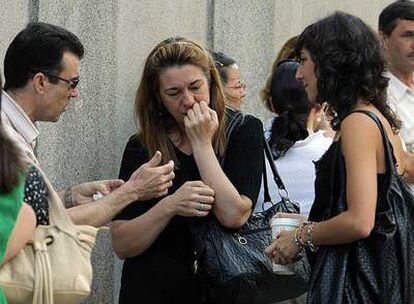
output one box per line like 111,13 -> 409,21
32,164 -> 78,233
220,110 -> 244,167
261,135 -> 298,211
346,110 -> 395,197
348,110 -> 394,174
263,136 -> 288,192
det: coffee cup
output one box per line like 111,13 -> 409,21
270,217 -> 302,275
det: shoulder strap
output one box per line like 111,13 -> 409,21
220,111 -> 244,167
262,135 -> 298,211
345,110 -> 396,205
347,110 -> 395,175
263,136 -> 287,191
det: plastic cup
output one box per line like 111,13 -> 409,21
270,217 -> 302,275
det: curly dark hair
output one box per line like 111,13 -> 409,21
267,60 -> 311,159
295,11 -> 401,132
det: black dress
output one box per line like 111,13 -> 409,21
113,114 -> 263,304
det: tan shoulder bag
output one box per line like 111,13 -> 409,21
0,166 -> 98,304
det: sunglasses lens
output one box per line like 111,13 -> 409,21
71,78 -> 80,89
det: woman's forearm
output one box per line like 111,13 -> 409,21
307,210 -> 375,246
110,196 -> 175,259
192,144 -> 251,228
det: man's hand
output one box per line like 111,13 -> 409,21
71,179 -> 125,205
122,151 -> 175,201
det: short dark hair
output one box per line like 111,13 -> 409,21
379,1 -> 414,36
4,22 -> 84,90
267,60 -> 311,158
295,11 -> 401,132
211,51 -> 236,84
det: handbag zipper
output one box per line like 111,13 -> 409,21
234,227 -> 270,245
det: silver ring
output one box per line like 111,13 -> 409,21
198,203 -> 205,211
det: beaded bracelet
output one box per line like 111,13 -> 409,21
293,228 -> 304,251
305,221 -> 318,252
297,222 -> 307,247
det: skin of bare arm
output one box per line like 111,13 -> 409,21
185,101 -> 252,228
67,151 -> 175,227
1,203 -> 36,266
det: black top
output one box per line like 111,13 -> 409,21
114,113 -> 263,304
310,141 -> 388,223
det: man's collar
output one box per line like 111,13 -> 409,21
386,71 -> 414,103
1,91 -> 39,147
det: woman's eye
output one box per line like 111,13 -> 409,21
191,86 -> 201,92
167,91 -> 179,97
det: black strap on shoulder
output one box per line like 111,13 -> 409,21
221,111 -> 244,167
261,135 -> 294,211
263,136 -> 287,192
345,110 -> 396,206
347,110 -> 395,175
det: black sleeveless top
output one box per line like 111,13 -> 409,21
309,141 -> 389,224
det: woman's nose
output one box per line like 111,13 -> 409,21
295,68 -> 303,81
181,90 -> 195,109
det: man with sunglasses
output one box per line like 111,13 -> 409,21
1,22 -> 174,227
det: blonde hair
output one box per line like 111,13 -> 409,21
134,37 -> 227,164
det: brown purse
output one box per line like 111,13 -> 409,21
0,166 -> 98,304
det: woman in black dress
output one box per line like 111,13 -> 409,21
111,37 -> 263,303
266,12 -> 413,303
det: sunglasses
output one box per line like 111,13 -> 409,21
276,59 -> 297,67
44,73 -> 80,89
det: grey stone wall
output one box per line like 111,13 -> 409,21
0,0 -> 393,303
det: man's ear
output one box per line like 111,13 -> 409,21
378,31 -> 389,51
32,72 -> 47,95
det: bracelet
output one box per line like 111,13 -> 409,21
305,221 -> 318,253
293,228 -> 304,251
64,186 -> 74,208
297,222 -> 307,247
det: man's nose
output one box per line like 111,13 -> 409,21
70,88 -> 80,98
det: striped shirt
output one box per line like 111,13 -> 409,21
1,91 -> 39,164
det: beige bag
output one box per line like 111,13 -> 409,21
0,167 -> 98,304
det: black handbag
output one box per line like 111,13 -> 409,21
191,112 -> 310,304
307,110 -> 414,304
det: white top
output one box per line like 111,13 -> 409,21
386,71 -> 414,149
256,127 -> 332,216
1,91 -> 39,164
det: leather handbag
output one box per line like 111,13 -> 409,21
191,111 -> 310,304
0,165 -> 98,304
307,111 -> 414,304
